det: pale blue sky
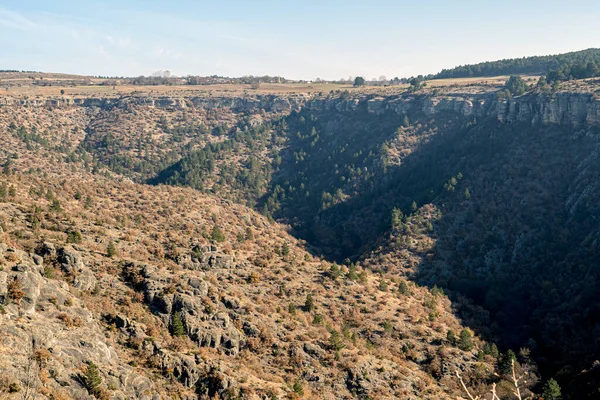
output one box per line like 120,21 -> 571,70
1,0 -> 599,80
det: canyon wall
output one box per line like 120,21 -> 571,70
1,91 -> 599,127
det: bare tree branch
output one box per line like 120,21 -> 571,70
511,359 -> 522,400
455,370 -> 480,400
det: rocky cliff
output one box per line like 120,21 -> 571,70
3,90 -> 600,128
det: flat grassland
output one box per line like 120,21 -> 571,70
0,72 -> 541,98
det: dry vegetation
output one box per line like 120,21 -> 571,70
4,75 -> 591,398
0,168 -> 499,399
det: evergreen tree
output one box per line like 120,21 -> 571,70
411,201 -> 418,212
542,378 -> 562,400
83,361 -> 103,397
281,241 -> 290,256
458,328 -> 474,351
402,115 -> 410,127
505,75 -> 528,96
446,330 -> 457,345
170,311 -> 186,337
106,241 -> 117,257
398,280 -> 409,295
329,329 -> 345,352
329,263 -> 341,279
305,293 -> 314,312
346,264 -> 358,280
499,349 -> 517,375
353,76 -> 365,87
391,207 -> 404,228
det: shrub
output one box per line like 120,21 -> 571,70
42,266 -> 54,278
49,199 -> 62,213
66,230 -> 82,244
292,380 -> 304,396
288,303 -> 296,315
7,277 -> 26,304
8,382 -> 20,393
210,226 -> 226,242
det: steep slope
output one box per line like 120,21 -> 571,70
6,84 -> 600,398
0,170 -> 506,399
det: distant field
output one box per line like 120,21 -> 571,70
0,75 -> 544,98
0,82 -> 358,97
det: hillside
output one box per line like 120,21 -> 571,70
433,48 -> 600,81
0,169 -> 510,399
2,78 -> 600,399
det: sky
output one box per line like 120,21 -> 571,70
1,0 -> 599,80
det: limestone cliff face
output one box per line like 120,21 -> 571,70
1,91 -> 599,127
0,94 -> 310,112
319,92 -> 600,128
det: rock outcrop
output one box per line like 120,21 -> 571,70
0,245 -> 160,400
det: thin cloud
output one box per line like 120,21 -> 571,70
0,8 -> 37,30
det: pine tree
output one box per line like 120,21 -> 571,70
402,115 -> 410,127
305,293 -> 314,312
106,241 -> 117,257
281,241 -> 290,256
329,329 -> 345,352
329,263 -> 341,280
499,350 -> 517,375
391,207 -> 404,228
542,378 -> 562,400
447,330 -> 457,345
346,264 -> 358,281
398,280 -> 409,295
170,311 -> 186,337
458,328 -> 474,351
83,361 -> 102,397
505,75 -> 528,96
